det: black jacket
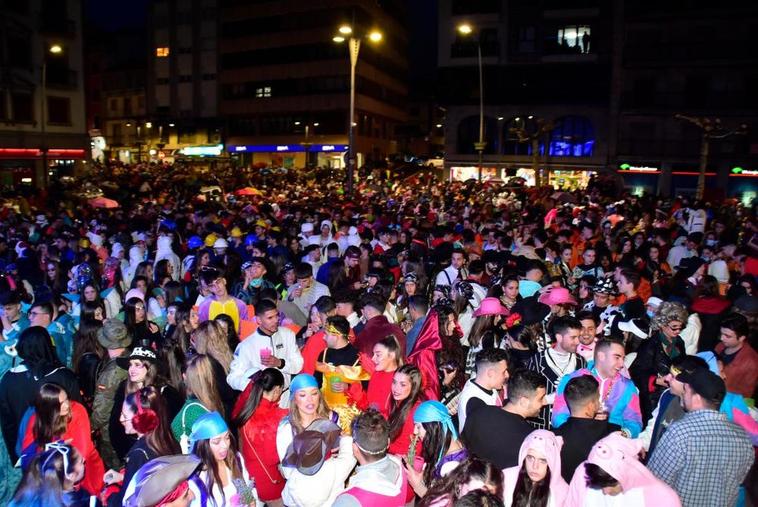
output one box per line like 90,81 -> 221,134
108,379 -> 183,462
554,417 -> 620,483
76,352 -> 104,409
0,364 -> 81,463
107,437 -> 157,507
630,332 -> 686,421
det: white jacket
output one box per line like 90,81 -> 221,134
276,420 -> 356,507
154,235 -> 181,281
227,327 -> 304,393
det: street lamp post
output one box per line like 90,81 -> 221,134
40,44 -> 63,188
457,24 -> 486,181
675,115 -> 748,200
334,25 -> 382,195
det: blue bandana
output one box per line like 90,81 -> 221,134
189,412 -> 228,452
289,373 -> 319,399
413,400 -> 458,463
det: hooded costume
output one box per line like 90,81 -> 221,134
408,308 -> 462,402
564,433 -> 681,507
154,235 -> 181,281
502,429 -> 568,507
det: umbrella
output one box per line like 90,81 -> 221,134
88,197 -> 119,209
551,191 -> 577,203
235,187 -> 262,196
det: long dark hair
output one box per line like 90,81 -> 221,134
72,318 -> 104,375
194,433 -> 244,506
511,464 -> 551,507
33,383 -> 70,446
234,368 -> 285,427
124,386 -> 181,456
80,300 -> 105,323
388,364 -> 423,440
157,336 -> 185,392
17,326 -> 62,377
418,456 -> 504,507
124,296 -> 149,329
420,420 -> 452,488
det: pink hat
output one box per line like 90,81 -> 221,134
472,297 -> 509,317
538,287 -> 577,306
125,288 -> 145,302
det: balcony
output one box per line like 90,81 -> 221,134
39,16 -> 76,38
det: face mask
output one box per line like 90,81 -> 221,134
250,278 -> 263,288
706,239 -> 717,247
646,310 -> 655,319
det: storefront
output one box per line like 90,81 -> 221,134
617,162 -> 661,196
0,147 -> 86,186
547,168 -> 596,190
228,144 -> 349,169
670,171 -> 720,199
449,166 -> 499,182
728,168 -> 758,205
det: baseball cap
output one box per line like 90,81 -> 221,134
675,368 -> 726,404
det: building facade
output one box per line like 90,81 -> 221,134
218,0 -> 409,169
0,0 -> 88,187
438,0 -> 758,198
145,0 -> 223,164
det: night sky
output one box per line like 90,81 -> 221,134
84,0 -> 149,31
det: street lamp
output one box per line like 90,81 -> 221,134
456,23 -> 485,181
333,24 -> 383,195
675,115 -> 748,200
41,43 -> 64,188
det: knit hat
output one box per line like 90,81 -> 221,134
97,319 -> 132,349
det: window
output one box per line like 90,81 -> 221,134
556,25 -> 591,54
156,78 -> 170,85
549,116 -> 594,157
109,98 -> 118,112
179,75 -> 193,83
202,73 -> 216,80
123,97 -> 132,115
517,26 -> 536,53
47,96 -> 70,124
156,47 -> 170,57
255,86 -> 272,98
11,93 -> 33,122
457,116 -> 498,154
111,123 -> 122,140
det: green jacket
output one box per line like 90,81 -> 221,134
91,352 -> 129,430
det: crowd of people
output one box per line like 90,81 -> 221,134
0,160 -> 756,507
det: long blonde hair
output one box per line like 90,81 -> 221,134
184,354 -> 225,416
288,390 -> 332,434
191,320 -> 233,373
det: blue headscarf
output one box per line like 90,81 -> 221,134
413,400 -> 458,462
289,373 -> 319,399
189,412 -> 228,452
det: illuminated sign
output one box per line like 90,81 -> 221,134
179,144 -> 224,156
227,144 -> 349,153
619,163 -> 659,173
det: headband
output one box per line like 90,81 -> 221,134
289,373 -> 319,399
353,440 -> 388,456
189,412 -> 229,452
413,400 -> 458,462
325,323 -> 347,338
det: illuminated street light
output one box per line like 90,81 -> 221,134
49,44 -> 63,54
333,25 -> 383,195
457,23 -> 473,35
456,23 -> 485,180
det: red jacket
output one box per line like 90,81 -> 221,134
238,398 -> 289,501
715,342 -> 758,399
23,401 -> 104,495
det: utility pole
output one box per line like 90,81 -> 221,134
675,115 -> 748,200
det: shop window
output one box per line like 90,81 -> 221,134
555,25 -> 591,54
255,86 -> 272,98
47,96 -> 70,124
549,116 -> 594,157
11,93 -> 33,122
156,47 -> 170,57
